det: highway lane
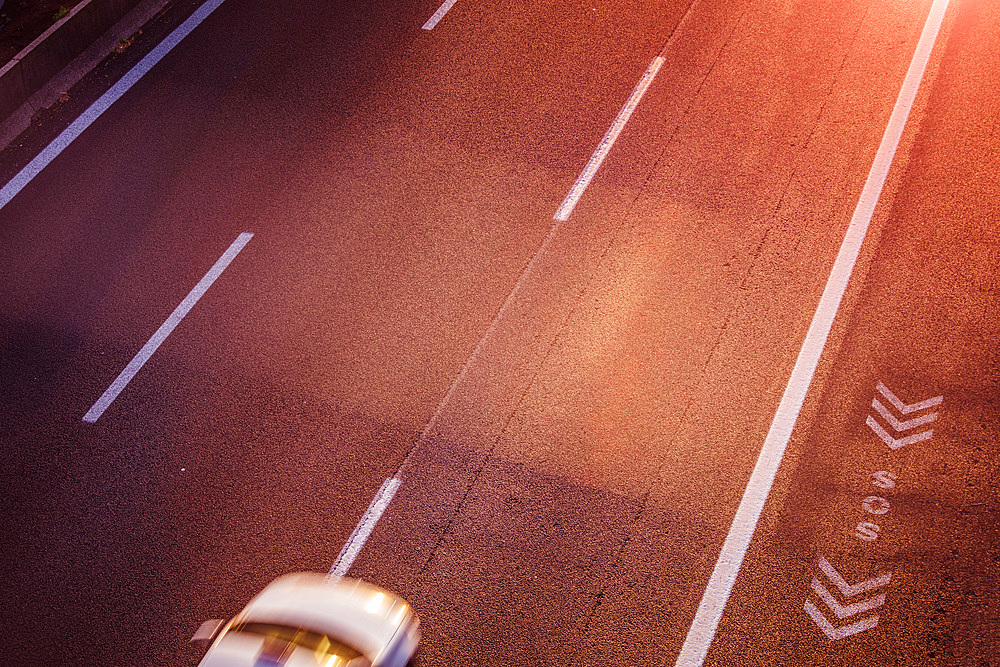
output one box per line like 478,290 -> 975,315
1,0 -> 694,665
347,0 -> 966,665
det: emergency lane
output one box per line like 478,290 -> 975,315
697,0 -> 1000,663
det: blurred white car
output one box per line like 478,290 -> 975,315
196,573 -> 420,667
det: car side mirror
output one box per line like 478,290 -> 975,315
190,619 -> 226,645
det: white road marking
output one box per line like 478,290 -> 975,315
817,556 -> 892,599
554,56 -> 665,221
329,477 -> 401,578
854,521 -> 880,542
876,380 -> 943,414
804,599 -> 880,641
871,470 -> 897,489
82,232 -> 253,423
422,0 -> 458,30
871,397 -> 937,431
866,383 -> 942,448
866,414 -> 934,450
861,496 -> 890,515
0,0 -> 229,212
803,557 -> 892,640
330,175 -> 576,574
674,0 -> 951,664
810,579 -> 886,620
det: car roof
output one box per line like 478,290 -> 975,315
235,573 -> 411,658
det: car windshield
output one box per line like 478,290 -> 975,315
227,621 -> 372,666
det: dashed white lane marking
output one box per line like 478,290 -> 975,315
330,114 -> 603,574
328,211 -> 570,574
675,0 -> 951,664
554,56 -> 665,221
422,0 -> 459,30
82,232 -> 253,423
329,477 -> 402,578
329,56 -> 664,579
0,0 -> 228,212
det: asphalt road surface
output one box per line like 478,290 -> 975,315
0,0 -> 996,665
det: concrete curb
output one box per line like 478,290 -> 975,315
0,0 -> 171,150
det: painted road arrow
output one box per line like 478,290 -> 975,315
818,557 -> 891,597
804,557 -> 892,641
810,578 -> 886,619
875,381 -> 943,414
866,381 -> 943,450
871,397 -> 938,431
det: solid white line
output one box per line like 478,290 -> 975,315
422,0 -> 458,30
329,477 -> 402,578
554,56 -> 665,222
674,1 -> 951,665
0,0 -> 229,212
82,232 -> 253,423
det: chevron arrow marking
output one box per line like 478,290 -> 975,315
811,578 -> 887,619
871,398 -> 938,431
876,381 -> 943,414
804,599 -> 880,640
867,415 -> 934,450
818,557 -> 893,596
803,558 -> 892,641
